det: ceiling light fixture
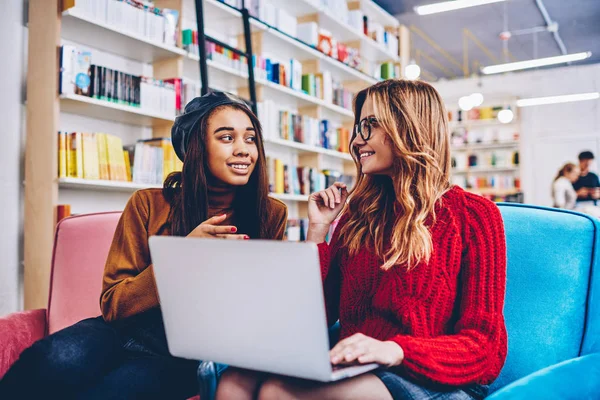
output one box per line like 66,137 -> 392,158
497,108 -> 514,123
405,62 -> 421,80
481,52 -> 592,75
516,92 -> 600,107
414,0 -> 506,16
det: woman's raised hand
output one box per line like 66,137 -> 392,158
306,182 -> 348,243
187,214 -> 249,240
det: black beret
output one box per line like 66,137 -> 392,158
171,91 -> 251,161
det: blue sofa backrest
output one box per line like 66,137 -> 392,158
492,204 -> 600,391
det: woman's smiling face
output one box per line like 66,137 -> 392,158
205,107 -> 259,185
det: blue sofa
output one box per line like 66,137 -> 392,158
200,203 -> 600,399
487,203 -> 600,399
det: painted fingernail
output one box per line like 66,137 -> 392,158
244,235 -> 250,240
231,227 -> 237,232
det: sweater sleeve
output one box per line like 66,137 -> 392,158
389,197 -> 508,386
100,191 -> 160,322
318,217 -> 345,326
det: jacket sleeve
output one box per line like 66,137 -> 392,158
389,198 -> 508,386
100,191 -> 160,322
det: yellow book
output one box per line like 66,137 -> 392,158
174,155 -> 183,173
96,133 -> 110,180
82,132 -> 100,180
274,158 -> 284,194
105,134 -> 126,181
58,132 -> 67,178
162,139 -> 179,180
68,132 -> 83,178
124,150 -> 132,182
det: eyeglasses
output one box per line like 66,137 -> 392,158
353,116 -> 379,142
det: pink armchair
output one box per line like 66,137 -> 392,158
0,211 -> 122,378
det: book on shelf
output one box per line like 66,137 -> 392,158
59,132 -> 179,185
130,138 -> 183,185
285,218 -> 309,242
258,100 -> 351,153
63,0 -> 180,47
59,45 -> 176,117
267,157 -> 355,196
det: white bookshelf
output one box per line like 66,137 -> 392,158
25,0 -> 403,308
188,56 -> 355,120
451,141 -> 520,151
453,166 -> 519,174
265,138 -> 353,161
449,119 -> 519,128
41,0 -> 398,222
59,177 -> 310,202
60,94 -> 176,126
269,193 -> 310,202
61,8 -> 187,63
58,177 -> 162,191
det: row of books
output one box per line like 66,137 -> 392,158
450,106 -> 516,123
65,0 -> 179,47
182,36 -> 356,111
268,158 -> 355,196
58,132 -> 130,181
452,151 -> 519,170
217,0 -> 399,61
285,218 -> 338,242
258,100 -> 352,153
58,133 -> 183,185
452,175 -> 521,191
129,139 -> 183,185
60,45 -> 177,117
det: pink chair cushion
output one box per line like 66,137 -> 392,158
47,212 -> 121,334
0,309 -> 46,378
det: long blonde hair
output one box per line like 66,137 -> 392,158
339,79 -> 452,271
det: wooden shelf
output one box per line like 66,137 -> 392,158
451,142 -> 520,151
453,166 -> 519,174
59,178 -> 310,201
59,94 -> 176,126
61,8 -> 187,63
265,137 -> 353,161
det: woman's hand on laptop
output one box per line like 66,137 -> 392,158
187,214 -> 249,240
330,333 -> 404,367
307,182 -> 348,243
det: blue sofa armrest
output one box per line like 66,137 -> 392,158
486,353 -> 600,400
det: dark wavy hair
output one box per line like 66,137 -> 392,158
162,104 -> 271,238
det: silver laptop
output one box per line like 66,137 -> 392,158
148,236 -> 379,382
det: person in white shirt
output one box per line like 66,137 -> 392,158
552,163 -> 579,209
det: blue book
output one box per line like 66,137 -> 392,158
266,59 -> 273,82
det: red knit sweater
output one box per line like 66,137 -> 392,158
318,186 -> 507,387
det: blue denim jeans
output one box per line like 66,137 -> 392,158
0,310 -> 201,399
373,370 -> 489,400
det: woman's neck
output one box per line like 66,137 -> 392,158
207,178 -> 236,213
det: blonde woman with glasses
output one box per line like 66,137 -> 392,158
216,79 -> 508,400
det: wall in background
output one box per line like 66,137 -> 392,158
434,63 -> 600,207
0,0 -> 26,315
